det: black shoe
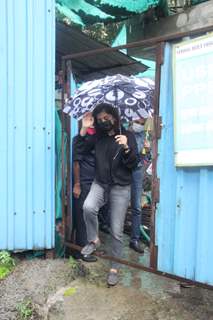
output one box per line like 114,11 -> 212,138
82,254 -> 98,262
129,241 -> 144,254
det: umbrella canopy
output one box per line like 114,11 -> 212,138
63,74 -> 155,122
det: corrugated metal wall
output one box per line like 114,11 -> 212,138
0,0 -> 55,250
156,43 -> 213,285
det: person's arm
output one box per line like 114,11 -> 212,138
72,113 -> 95,199
80,112 -> 94,136
72,135 -> 83,199
115,132 -> 139,169
73,161 -> 81,199
74,112 -> 96,153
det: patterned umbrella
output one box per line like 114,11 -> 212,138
63,74 -> 154,121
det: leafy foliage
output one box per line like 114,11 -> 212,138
0,251 -> 15,267
83,21 -> 122,45
16,300 -> 33,320
0,251 -> 15,280
68,256 -> 79,271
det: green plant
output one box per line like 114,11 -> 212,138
0,251 -> 15,280
68,256 -> 78,271
0,266 -> 11,279
0,251 -> 15,267
16,299 -> 33,320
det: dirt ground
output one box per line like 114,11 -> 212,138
0,257 -> 213,320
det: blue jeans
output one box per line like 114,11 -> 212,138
83,181 -> 130,269
131,167 -> 143,242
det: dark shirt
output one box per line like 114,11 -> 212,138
73,135 -> 95,184
74,129 -> 139,187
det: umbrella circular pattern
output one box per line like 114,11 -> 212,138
63,74 -> 155,121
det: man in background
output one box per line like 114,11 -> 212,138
129,119 -> 146,254
72,116 -> 97,262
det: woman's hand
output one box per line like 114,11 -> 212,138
73,183 -> 81,199
80,112 -> 94,136
115,135 -> 128,149
82,112 -> 94,129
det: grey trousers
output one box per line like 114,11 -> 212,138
83,181 -> 130,269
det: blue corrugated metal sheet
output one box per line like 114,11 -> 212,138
156,43 -> 213,285
70,74 -> 78,226
0,0 -> 55,250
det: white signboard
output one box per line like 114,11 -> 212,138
173,33 -> 213,166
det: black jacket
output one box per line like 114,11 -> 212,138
74,129 -> 139,186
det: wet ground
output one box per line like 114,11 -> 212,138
100,231 -> 150,266
0,256 -> 213,320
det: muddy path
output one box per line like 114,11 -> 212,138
0,257 -> 213,320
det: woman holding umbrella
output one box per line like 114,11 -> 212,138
64,74 -> 154,285
75,103 -> 139,286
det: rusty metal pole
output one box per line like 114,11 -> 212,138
150,42 -> 165,269
62,25 -> 213,60
65,60 -> 72,242
61,59 -> 66,242
65,242 -> 213,291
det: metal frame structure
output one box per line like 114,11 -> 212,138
60,25 -> 213,289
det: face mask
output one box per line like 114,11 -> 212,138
132,123 -> 144,133
97,120 -> 113,132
